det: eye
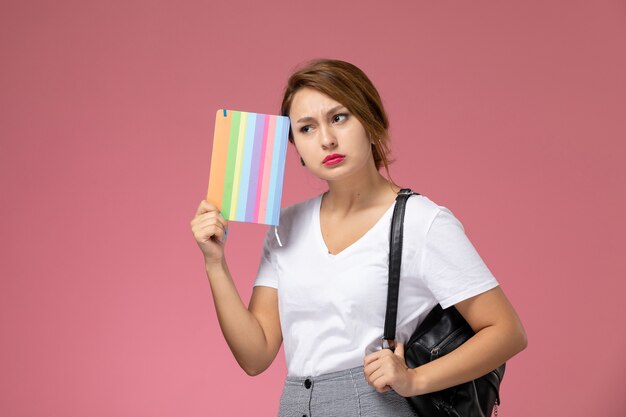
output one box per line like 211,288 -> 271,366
332,113 -> 348,123
299,125 -> 313,133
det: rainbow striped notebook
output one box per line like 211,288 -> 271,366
206,109 -> 290,226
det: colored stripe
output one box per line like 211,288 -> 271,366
221,111 -> 241,218
253,114 -> 270,223
245,113 -> 265,222
266,116 -> 285,225
237,112 -> 257,221
270,116 -> 290,225
206,109 -> 231,210
258,116 -> 276,224
230,111 -> 248,219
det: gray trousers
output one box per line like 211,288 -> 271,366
278,365 -> 419,417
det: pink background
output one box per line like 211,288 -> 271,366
1,1 -> 625,416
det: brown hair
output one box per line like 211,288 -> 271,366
280,58 -> 396,182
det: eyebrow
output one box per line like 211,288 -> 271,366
295,105 -> 347,123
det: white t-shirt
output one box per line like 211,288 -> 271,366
254,192 -> 499,377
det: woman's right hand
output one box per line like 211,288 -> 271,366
190,200 -> 229,265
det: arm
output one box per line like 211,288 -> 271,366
408,286 -> 527,394
191,200 -> 282,376
364,286 -> 527,396
205,261 -> 283,376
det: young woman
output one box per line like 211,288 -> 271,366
190,59 -> 527,416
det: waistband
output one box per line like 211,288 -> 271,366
285,365 -> 365,383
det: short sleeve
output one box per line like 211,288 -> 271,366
419,207 -> 499,308
253,226 -> 279,289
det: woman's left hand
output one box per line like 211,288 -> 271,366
363,343 -> 417,397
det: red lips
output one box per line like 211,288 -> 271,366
322,153 -> 345,164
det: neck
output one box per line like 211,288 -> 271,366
323,162 -> 398,214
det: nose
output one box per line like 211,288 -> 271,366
319,124 -> 337,149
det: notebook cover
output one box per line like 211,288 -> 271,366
206,109 -> 290,226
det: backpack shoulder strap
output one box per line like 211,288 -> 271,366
382,188 -> 420,351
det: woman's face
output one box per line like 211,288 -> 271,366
289,87 -> 375,182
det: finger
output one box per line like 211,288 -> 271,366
208,208 -> 229,232
192,210 -> 229,233
366,347 -> 396,364
368,366 -> 383,383
363,351 -> 383,366
193,216 -> 226,234
193,220 -> 226,242
204,223 -> 226,241
363,355 -> 375,366
368,363 -> 389,389
395,342 -> 405,359
363,360 -> 381,380
370,370 -> 390,392
196,210 -> 229,231
216,212 -> 229,231
191,211 -> 228,229
195,200 -> 221,216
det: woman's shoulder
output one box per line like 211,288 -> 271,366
403,192 -> 458,233
265,193 -> 321,249
278,192 -> 320,221
404,192 -> 473,244
272,193 -> 321,237
405,192 -> 441,215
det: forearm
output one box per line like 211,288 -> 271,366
205,258 -> 272,375
409,322 -> 527,395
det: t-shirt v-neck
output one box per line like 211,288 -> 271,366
312,193 -> 397,259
